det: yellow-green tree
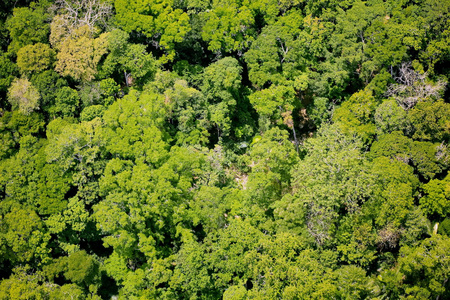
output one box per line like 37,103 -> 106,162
54,25 -> 109,82
7,77 -> 40,115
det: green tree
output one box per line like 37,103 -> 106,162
50,86 -> 80,118
397,235 -> 450,298
246,127 -> 298,206
5,3 -> 50,55
408,98 -> 450,142
333,88 -> 378,143
202,57 -> 242,138
421,174 -> 450,217
0,52 -> 18,93
101,29 -> 157,87
0,207 -> 50,264
374,98 -> 409,135
275,124 -> 374,245
200,0 -> 256,53
114,0 -> 190,62
30,70 -> 69,114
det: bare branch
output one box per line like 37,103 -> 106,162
53,0 -> 112,33
386,62 -> 446,110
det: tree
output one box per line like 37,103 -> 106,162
0,207 -> 50,264
370,156 -> 419,229
386,62 -> 446,110
246,127 -> 298,206
244,9 -> 308,89
5,3 -> 50,55
200,0 -> 256,53
54,25 -> 110,82
202,57 -> 242,138
333,88 -> 378,143
0,266 -> 84,300
397,235 -> 450,298
248,84 -> 297,133
275,124 -> 374,245
0,52 -> 18,93
7,77 -> 40,115
162,78 -> 210,146
52,0 -> 113,33
101,29 -> 157,86
16,43 -> 55,75
421,174 -> 450,217
114,0 -> 190,61
30,70 -> 69,114
50,86 -> 80,117
408,98 -> 450,142
374,98 -> 409,134
370,131 -> 445,180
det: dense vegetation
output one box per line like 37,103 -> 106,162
0,0 -> 449,298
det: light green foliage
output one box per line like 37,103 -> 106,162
101,89 -> 169,163
99,78 -> 119,105
0,110 -> 44,145
0,207 -> 50,264
421,174 -> 450,217
307,97 -> 332,127
408,98 -> 450,142
223,285 -> 247,299
0,134 -> 70,217
275,124 -> 373,244
398,235 -> 450,298
246,127 -> 298,205
248,85 -> 296,130
46,196 -> 89,239
80,105 -> 105,122
370,131 -> 445,180
336,215 -> 377,267
333,88 -> 377,143
375,99 -> 409,134
91,89 -> 208,291
16,43 -> 55,75
65,250 -> 100,287
201,0 -> 256,53
0,0 -> 450,298
165,79 -> 209,146
46,118 -> 104,207
7,77 -> 40,115
330,265 -> 372,299
93,147 -> 205,289
368,157 -> 420,250
0,266 -> 85,300
6,3 -> 50,55
114,0 -> 190,61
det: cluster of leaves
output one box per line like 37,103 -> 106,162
0,0 -> 450,299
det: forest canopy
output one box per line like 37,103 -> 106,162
0,0 -> 450,299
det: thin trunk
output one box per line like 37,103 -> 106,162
292,126 -> 299,154
124,71 -> 129,87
